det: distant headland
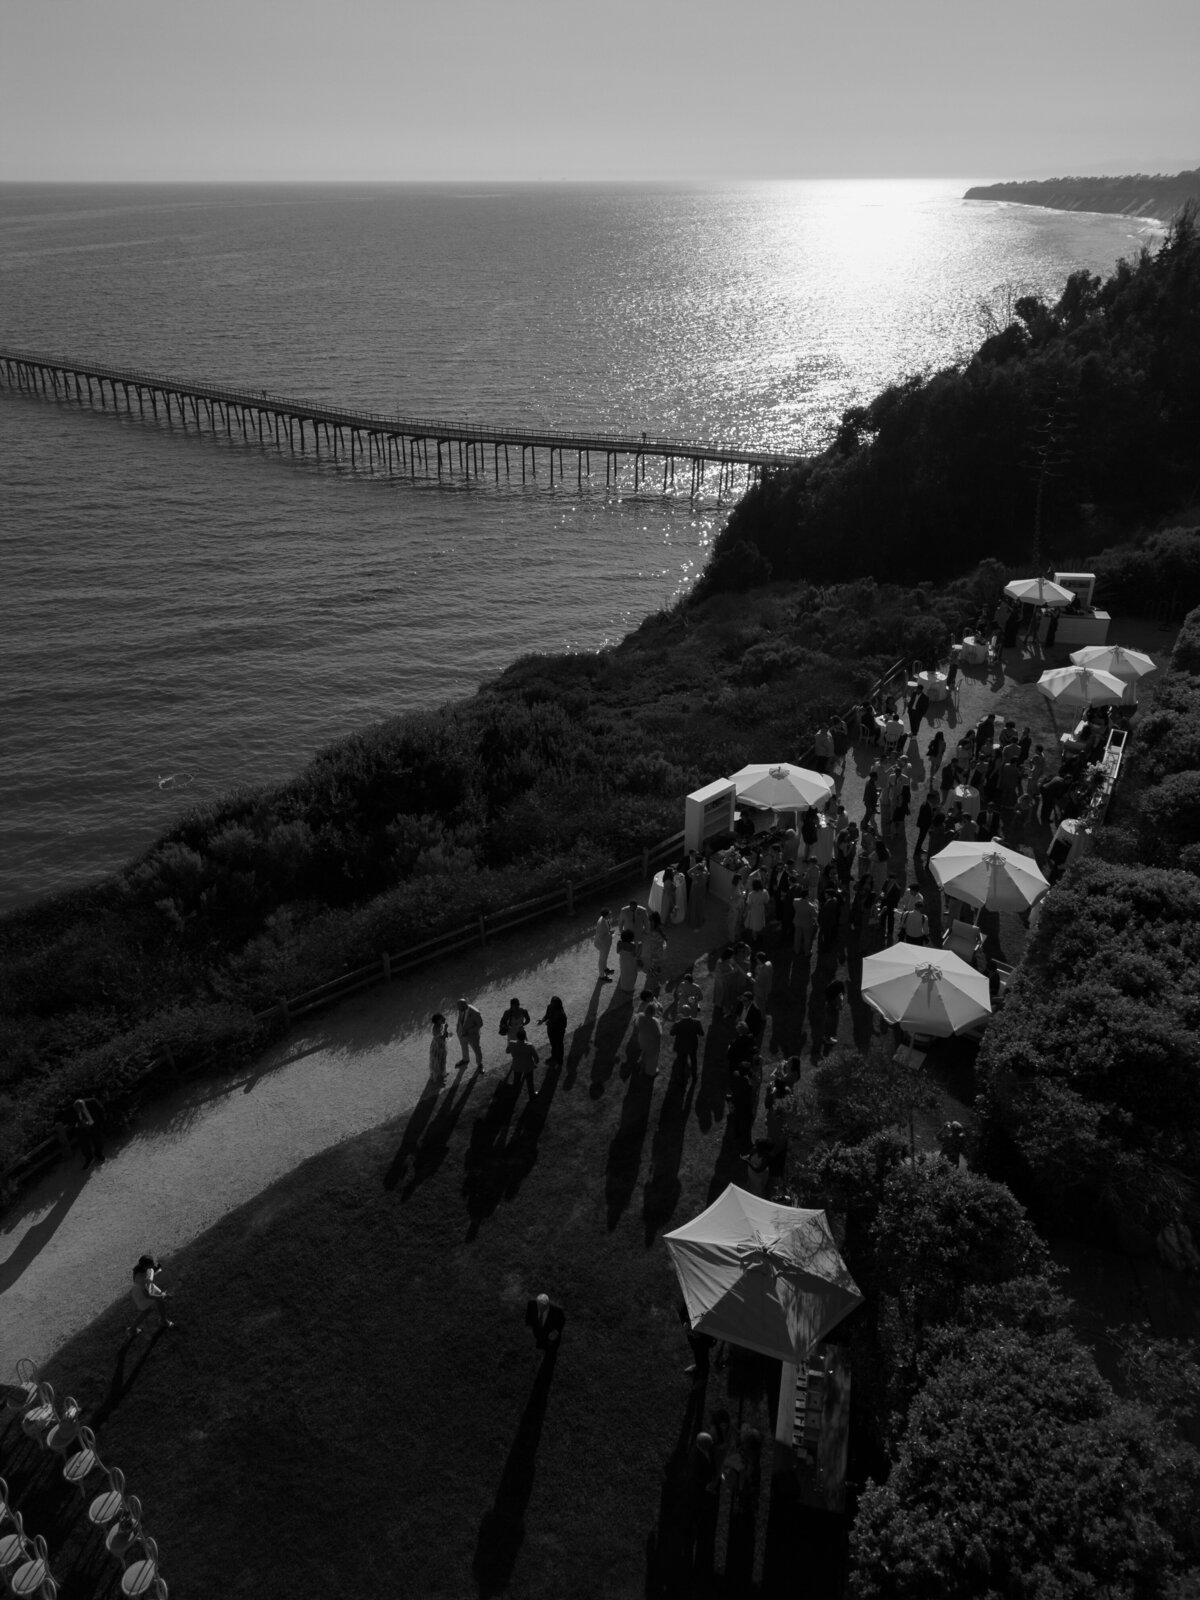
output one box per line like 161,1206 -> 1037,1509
965,168 -> 1200,224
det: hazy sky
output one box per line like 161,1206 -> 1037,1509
1,0 -> 1196,182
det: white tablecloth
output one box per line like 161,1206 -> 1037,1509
648,870 -> 687,922
960,637 -> 988,666
917,670 -> 949,702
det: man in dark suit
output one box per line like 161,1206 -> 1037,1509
524,1293 -> 565,1351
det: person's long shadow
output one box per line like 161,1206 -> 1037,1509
0,1163 -> 90,1294
588,989 -> 633,1101
642,1070 -> 696,1244
471,1345 -> 559,1597
382,1076 -> 445,1192
562,982 -> 604,1092
605,1071 -> 654,1231
694,1014 -> 732,1134
90,1328 -> 164,1430
398,1069 -> 481,1201
502,1064 -> 562,1203
645,1377 -> 710,1597
461,1076 -> 525,1240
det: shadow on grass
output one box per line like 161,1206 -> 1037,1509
605,1071 -> 655,1231
642,1070 -> 696,1245
461,1066 -> 562,1239
391,1068 -> 482,1201
471,1344 -> 559,1597
562,981 -> 604,1092
644,1377 -> 711,1597
588,989 -> 634,1101
91,1326 -> 167,1430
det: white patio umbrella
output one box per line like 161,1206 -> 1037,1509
665,1185 -> 863,1364
860,944 -> 991,1038
1036,665 -> 1127,709
729,763 -> 835,812
930,839 -> 1050,914
1004,576 -> 1076,607
1069,644 -> 1157,681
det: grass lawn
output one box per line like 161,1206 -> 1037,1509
6,972 -> 869,1600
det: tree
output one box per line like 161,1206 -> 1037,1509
851,1327 -> 1199,1600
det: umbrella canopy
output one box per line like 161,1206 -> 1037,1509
930,839 -> 1050,913
1069,644 -> 1157,680
665,1186 -> 863,1363
729,763 -> 835,813
1036,665 -> 1126,708
860,944 -> 991,1037
1004,576 -> 1076,607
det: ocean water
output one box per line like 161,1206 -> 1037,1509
0,181 -> 1157,909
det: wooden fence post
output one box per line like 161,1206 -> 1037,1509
642,847 -> 650,879
277,996 -> 290,1028
479,914 -> 487,947
566,882 -> 574,916
381,951 -> 392,982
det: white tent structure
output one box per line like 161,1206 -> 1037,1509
665,1185 -> 863,1363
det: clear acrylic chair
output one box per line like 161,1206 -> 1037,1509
119,1533 -> 160,1597
20,1384 -> 59,1442
0,1507 -> 32,1580
63,1427 -> 104,1493
9,1531 -> 53,1597
4,1360 -> 40,1416
45,1397 -> 83,1455
88,1465 -> 127,1528
105,1496 -> 143,1561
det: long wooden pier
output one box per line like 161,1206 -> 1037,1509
0,347 -> 805,496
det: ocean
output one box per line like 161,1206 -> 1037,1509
0,180 -> 1157,910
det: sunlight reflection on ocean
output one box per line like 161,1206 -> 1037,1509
0,180 -> 1157,906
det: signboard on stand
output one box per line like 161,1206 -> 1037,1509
685,779 -> 736,855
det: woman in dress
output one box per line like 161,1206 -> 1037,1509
660,871 -> 676,928
743,877 -> 770,947
670,867 -> 688,925
927,730 -> 946,787
712,947 -> 734,1019
538,997 -> 568,1067
641,912 -> 668,994
429,1012 -> 450,1083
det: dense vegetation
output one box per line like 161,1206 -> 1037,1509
975,604 -> 1200,1251
698,211 -> 1200,597
0,574 -> 995,1178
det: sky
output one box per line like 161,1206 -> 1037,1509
0,0 -> 1196,183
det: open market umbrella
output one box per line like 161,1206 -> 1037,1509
1036,665 -> 1126,709
860,944 -> 991,1038
930,839 -> 1050,913
1069,644 -> 1157,681
729,763 -> 835,813
665,1185 -> 863,1363
1003,576 -> 1076,607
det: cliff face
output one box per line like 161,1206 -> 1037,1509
964,169 -> 1200,224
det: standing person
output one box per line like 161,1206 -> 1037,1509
688,856 -> 709,928
792,888 -> 818,969
813,723 -> 834,774
752,952 -> 774,1014
725,1028 -> 757,1153
637,1001 -> 664,1079
927,730 -> 946,787
455,998 -> 485,1071
525,1292 -> 565,1350
899,895 -> 930,945
727,874 -> 746,942
505,1027 -> 540,1100
539,997 -> 568,1067
72,1096 -> 107,1167
618,899 -> 648,945
879,874 -> 902,945
641,912 -> 668,995
128,1255 -> 174,1336
429,1013 -> 450,1084
674,966 -> 703,1015
660,872 -> 676,929
615,931 -> 640,995
800,806 -> 819,863
712,947 -> 735,1019
908,687 -> 929,737
593,909 -> 615,982
862,770 -> 879,829
1044,608 -> 1060,650
671,1006 -> 704,1084
499,996 -> 531,1041
823,979 -> 846,1052
743,877 -> 770,947
817,889 -> 842,958
914,794 -> 934,863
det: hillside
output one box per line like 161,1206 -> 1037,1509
964,169 -> 1200,224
